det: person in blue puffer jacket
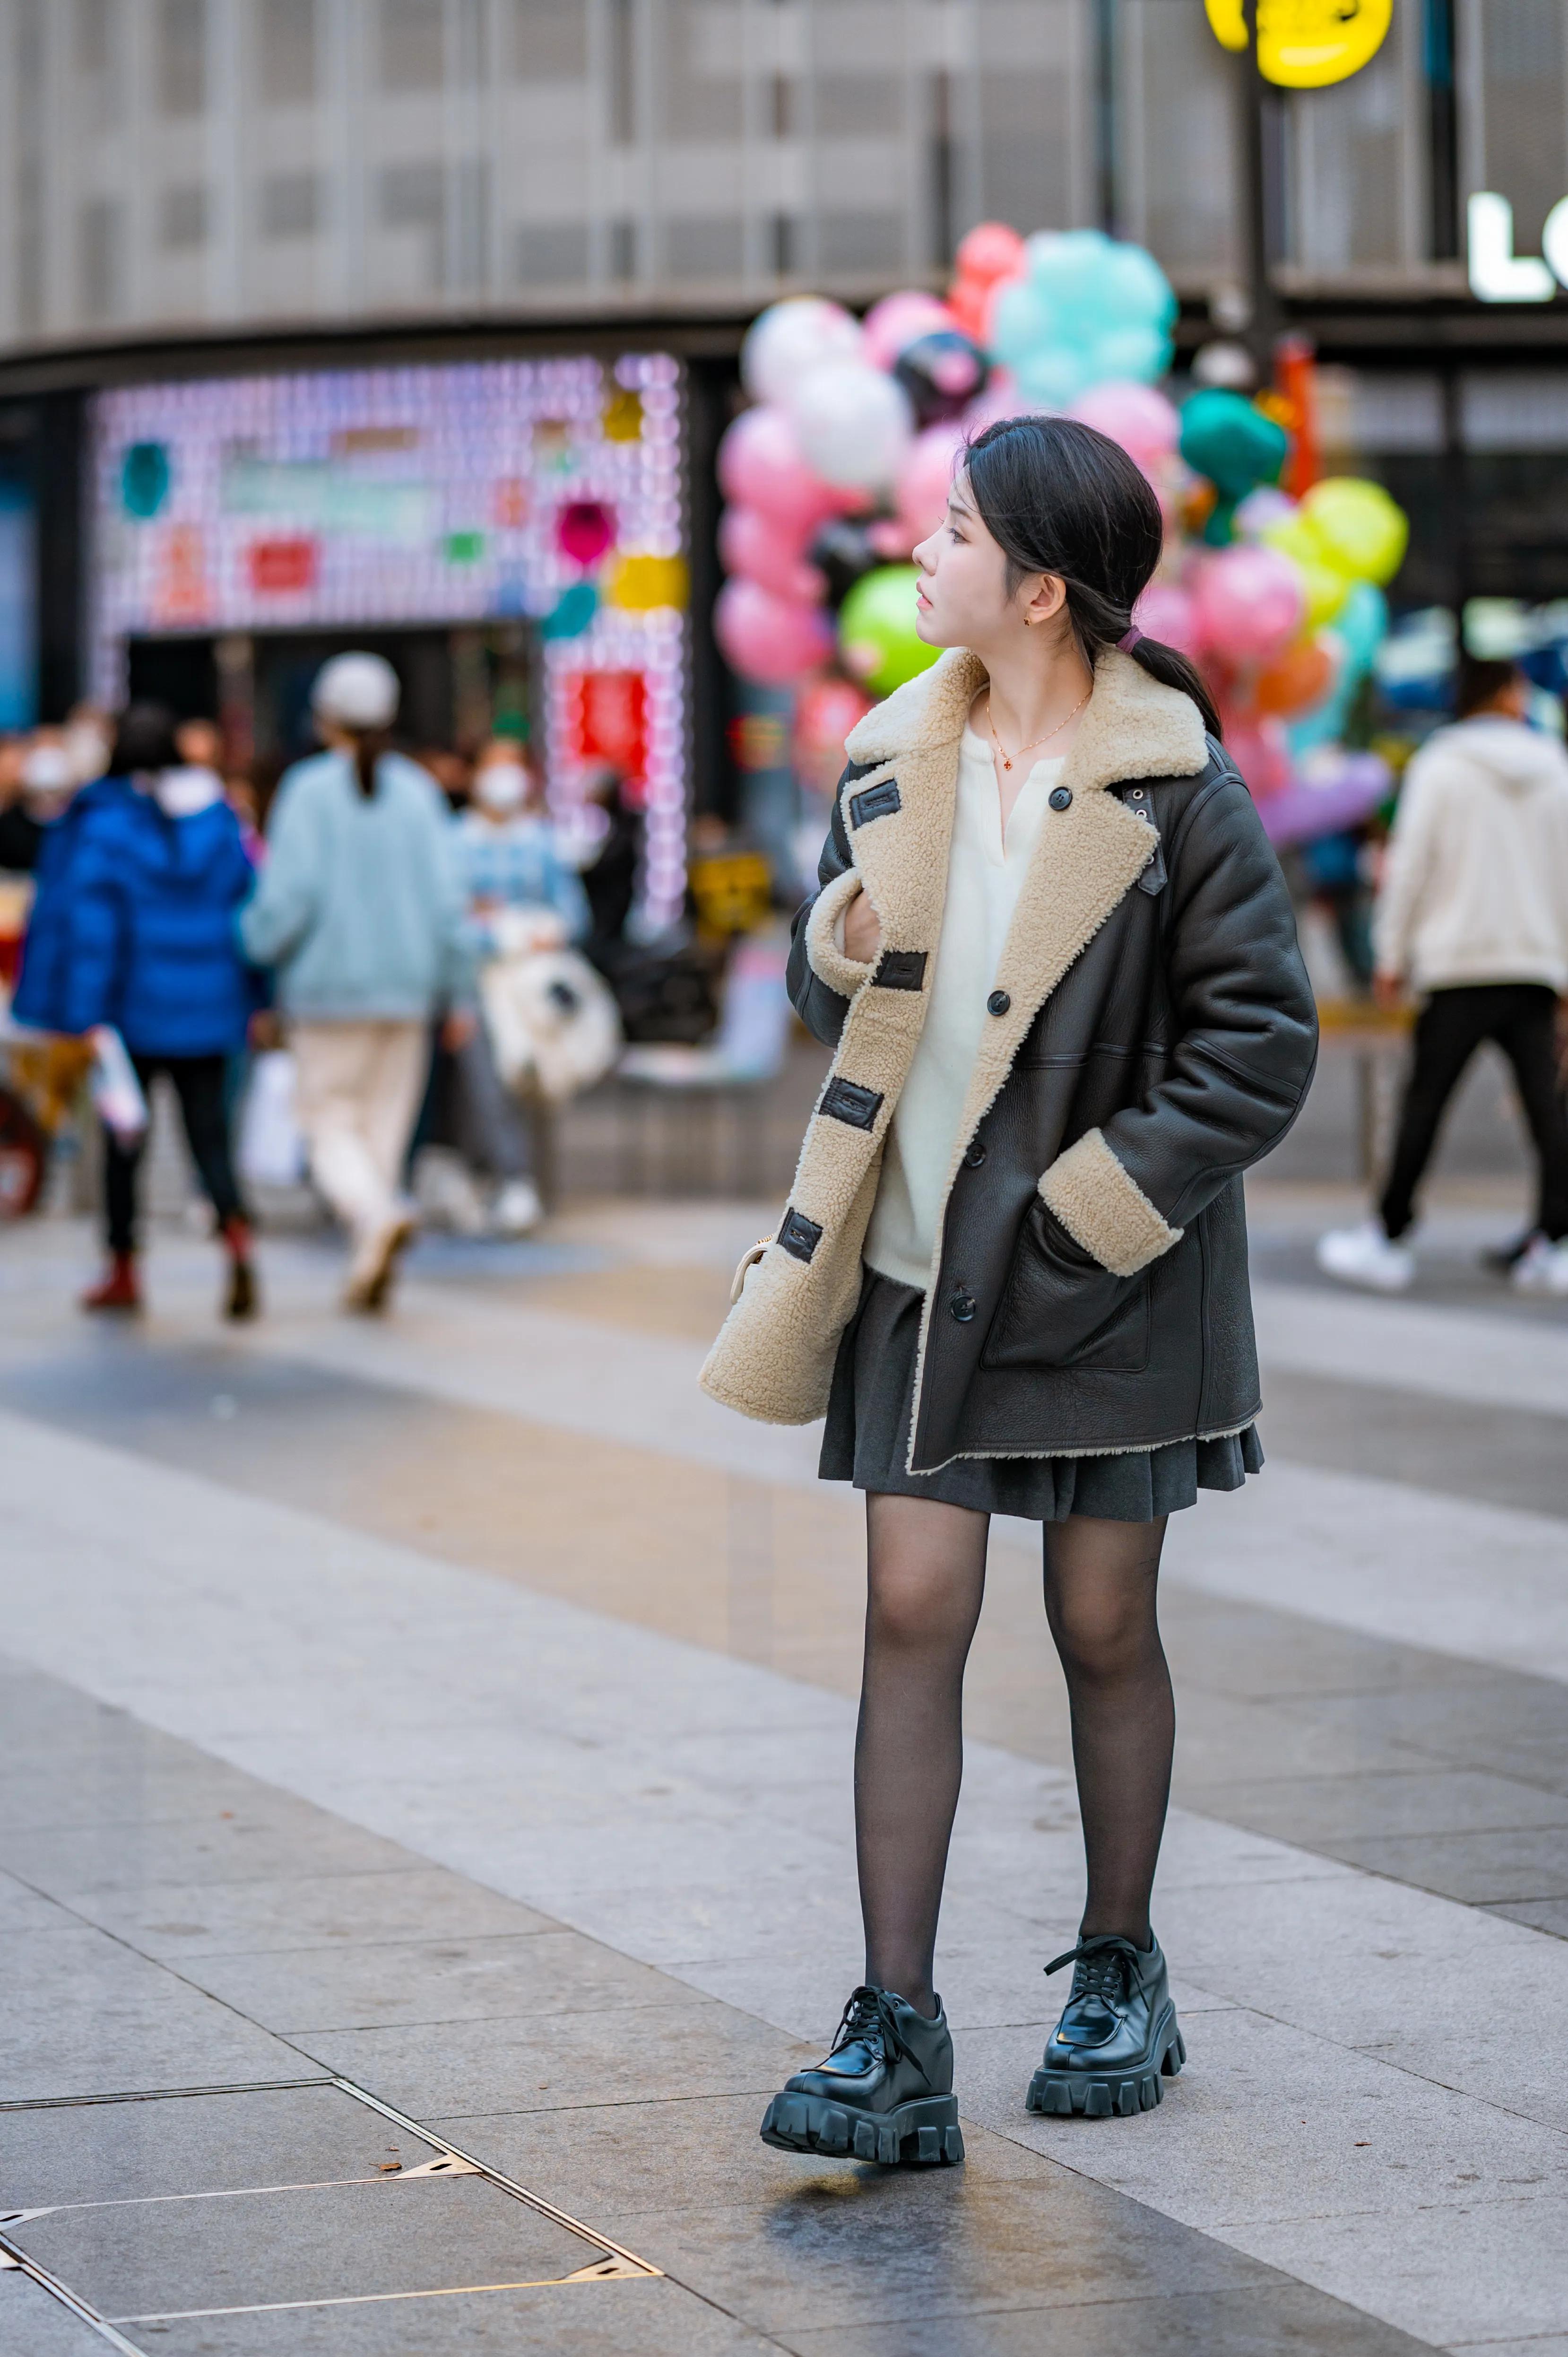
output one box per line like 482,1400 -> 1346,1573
51,703 -> 262,1321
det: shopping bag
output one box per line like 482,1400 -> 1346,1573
237,1049 -> 306,1186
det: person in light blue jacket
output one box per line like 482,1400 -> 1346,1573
240,653 -> 475,1312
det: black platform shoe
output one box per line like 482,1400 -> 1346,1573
1026,1932 -> 1185,2119
760,1985 -> 964,2166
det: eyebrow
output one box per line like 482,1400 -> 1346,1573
948,491 -> 975,520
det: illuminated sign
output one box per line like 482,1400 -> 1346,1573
1466,192 -> 1568,303
88,354 -> 691,919
1205,0 -> 1391,88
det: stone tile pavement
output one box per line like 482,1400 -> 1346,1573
0,1180 -> 1565,2352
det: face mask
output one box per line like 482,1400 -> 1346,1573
153,765 -> 224,818
20,744 -> 75,798
476,763 -> 529,815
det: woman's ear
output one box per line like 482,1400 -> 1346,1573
1021,572 -> 1070,630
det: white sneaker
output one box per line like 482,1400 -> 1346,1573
491,1178 -> 543,1236
1510,1234 -> 1568,1296
1316,1218 -> 1415,1293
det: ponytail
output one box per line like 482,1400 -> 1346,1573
348,728 -> 393,799
965,414 -> 1224,744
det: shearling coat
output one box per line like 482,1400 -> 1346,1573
700,647 -> 1318,1474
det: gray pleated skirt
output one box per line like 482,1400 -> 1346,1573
820,1267 -> 1262,1522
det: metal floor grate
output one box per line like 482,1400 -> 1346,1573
0,2073 -> 660,2352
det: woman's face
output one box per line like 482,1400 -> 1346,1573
911,471 -> 1065,653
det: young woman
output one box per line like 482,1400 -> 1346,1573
240,653 -> 474,1313
703,416 -> 1317,2166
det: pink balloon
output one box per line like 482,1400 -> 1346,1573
1192,545 -> 1305,665
1133,581 -> 1202,661
718,505 -> 826,604
714,577 -> 835,687
1224,715 -> 1292,800
717,406 -> 849,531
895,422 -> 967,539
1070,382 -> 1180,476
861,290 -> 955,371
954,221 -> 1027,289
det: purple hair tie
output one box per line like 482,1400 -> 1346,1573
1118,625 -> 1144,653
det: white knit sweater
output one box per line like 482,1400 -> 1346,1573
862,728 -> 1064,1290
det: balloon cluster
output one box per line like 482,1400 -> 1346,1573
714,221 -> 1411,848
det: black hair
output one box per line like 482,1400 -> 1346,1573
108,702 -> 180,775
1455,652 -> 1521,719
963,414 -> 1223,741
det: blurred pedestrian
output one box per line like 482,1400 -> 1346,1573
33,703 -> 260,1320
578,765 -> 642,967
239,653 -> 474,1313
707,417 -> 1317,2163
1318,655 -> 1568,1295
459,738 -> 590,941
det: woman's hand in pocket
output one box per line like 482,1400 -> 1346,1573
842,887 -> 883,967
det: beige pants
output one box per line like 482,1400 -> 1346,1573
290,1019 -> 428,1246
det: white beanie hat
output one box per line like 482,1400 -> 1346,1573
311,652 -> 401,731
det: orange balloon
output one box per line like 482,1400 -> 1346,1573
1255,637 -> 1334,716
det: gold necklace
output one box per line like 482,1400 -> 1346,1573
984,685 -> 1092,772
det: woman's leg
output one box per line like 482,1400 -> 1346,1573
857,1492 -> 989,2018
165,1055 -> 247,1227
1043,1513 -> 1172,1948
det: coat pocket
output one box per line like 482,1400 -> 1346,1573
980,1200 -> 1152,1373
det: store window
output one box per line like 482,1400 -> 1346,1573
1117,0 -> 1240,278
258,0 -> 316,106
1461,0 -> 1568,253
1286,0 -> 1427,272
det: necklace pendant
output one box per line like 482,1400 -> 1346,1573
1003,757 -> 1012,770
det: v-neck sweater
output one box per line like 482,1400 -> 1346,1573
863,727 -> 1064,1290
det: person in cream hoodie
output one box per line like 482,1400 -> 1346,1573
1319,656 -> 1568,1294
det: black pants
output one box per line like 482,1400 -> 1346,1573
105,1053 -> 247,1256
1379,983 -> 1568,1242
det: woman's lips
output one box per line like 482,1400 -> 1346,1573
916,586 -> 932,611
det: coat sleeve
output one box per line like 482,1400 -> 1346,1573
237,773 -> 319,970
786,776 -> 876,1049
1370,749 -> 1441,982
1039,772 -> 1318,1277
58,830 -> 127,1038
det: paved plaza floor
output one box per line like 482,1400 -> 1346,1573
0,1157 -> 1566,2354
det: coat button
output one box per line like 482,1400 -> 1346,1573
950,1287 -> 977,1323
987,989 -> 1010,1016
1048,785 -> 1073,811
964,1140 -> 986,1169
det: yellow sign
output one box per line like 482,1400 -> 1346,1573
1204,0 -> 1392,88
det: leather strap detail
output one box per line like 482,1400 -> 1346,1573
778,1206 -> 823,1263
849,777 -> 901,827
874,949 -> 928,992
820,1077 -> 884,1131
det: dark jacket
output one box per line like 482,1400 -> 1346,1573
702,646 -> 1318,1472
10,776 -> 133,1033
52,783 -> 259,1056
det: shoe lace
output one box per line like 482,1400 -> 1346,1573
1044,1933 -> 1145,2005
829,1984 -> 912,2069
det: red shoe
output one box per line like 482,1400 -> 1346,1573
81,1253 -> 141,1313
220,1217 -> 259,1322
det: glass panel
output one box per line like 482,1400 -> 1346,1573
1117,0 -> 1240,275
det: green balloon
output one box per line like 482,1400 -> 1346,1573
837,567 -> 940,700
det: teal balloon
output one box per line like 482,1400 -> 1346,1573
1332,581 -> 1388,677
987,229 -> 1176,404
121,441 -> 170,520
1179,390 -> 1289,506
1287,583 -> 1389,757
538,581 -> 599,641
838,566 -> 940,699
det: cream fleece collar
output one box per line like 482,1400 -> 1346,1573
845,644 -> 1207,795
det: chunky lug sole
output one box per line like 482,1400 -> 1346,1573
760,2089 -> 963,2166
1026,2020 -> 1186,2120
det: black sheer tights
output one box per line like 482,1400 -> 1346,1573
856,1495 -> 1173,2017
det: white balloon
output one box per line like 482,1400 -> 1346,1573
741,298 -> 863,407
790,362 -> 914,493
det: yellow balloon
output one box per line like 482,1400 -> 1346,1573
1206,0 -> 1392,87
1261,517 -> 1352,629
1299,477 -> 1408,588
1204,0 -> 1247,52
1257,0 -> 1391,88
